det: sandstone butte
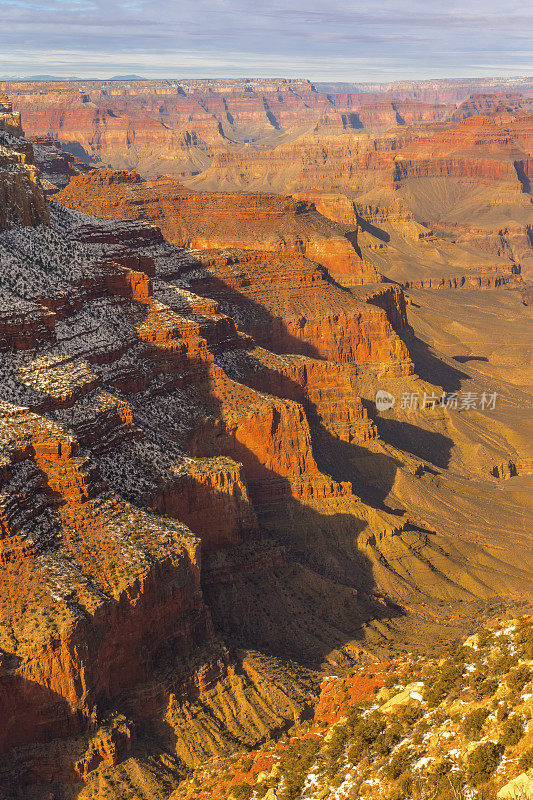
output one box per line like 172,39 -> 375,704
0,97 -> 531,800
54,170 -> 382,287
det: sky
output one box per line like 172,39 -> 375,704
0,0 -> 532,82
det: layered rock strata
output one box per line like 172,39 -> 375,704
55,171 -> 381,286
0,190 -> 412,795
0,95 -> 48,229
1,98 -> 531,800
3,77 -> 533,179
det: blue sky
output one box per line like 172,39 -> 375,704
0,0 -> 532,81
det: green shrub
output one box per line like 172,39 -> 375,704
432,710 -> 449,727
519,747 -> 533,771
425,659 -> 464,707
325,725 -> 350,779
347,738 -> 365,766
499,714 -> 523,747
385,673 -> 398,689
426,759 -> 456,798
430,758 -> 453,781
344,704 -> 364,729
469,668 -> 487,691
478,630 -> 493,649
449,645 -> 469,663
398,704 -> 422,727
279,738 -> 321,800
515,623 -> 533,659
467,741 -> 501,786
240,756 -> 254,772
507,665 -> 531,694
230,784 -> 253,800
476,677 -> 499,699
374,721 -> 403,756
463,708 -> 489,740
396,771 -> 413,795
492,653 -> 518,676
361,711 -> 387,742
384,747 -> 411,781
427,770 -> 468,800
477,784 -> 498,800
346,711 -> 386,766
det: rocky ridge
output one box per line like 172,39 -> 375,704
2,78 -> 533,180
10,78 -> 533,285
184,110 -> 533,284
170,618 -> 533,800
54,171 -> 382,286
0,93 -> 48,229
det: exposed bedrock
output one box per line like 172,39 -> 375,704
0,191 -> 415,792
55,171 -> 382,286
176,248 -> 412,373
0,95 -> 531,798
0,97 -> 49,229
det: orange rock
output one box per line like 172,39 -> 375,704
55,173 -> 382,286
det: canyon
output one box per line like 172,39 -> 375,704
6,77 -> 532,290
2,77 -> 533,183
0,82 -> 531,800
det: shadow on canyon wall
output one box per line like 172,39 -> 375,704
189,269 -> 326,359
452,354 -> 489,364
179,365 -> 407,668
409,337 -> 470,392
0,663 -> 83,755
370,411 -> 453,471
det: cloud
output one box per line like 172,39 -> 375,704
0,0 -> 531,79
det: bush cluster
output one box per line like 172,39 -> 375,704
467,741 -> 501,786
519,747 -> 533,771
499,714 -> 523,747
279,737 -> 321,800
424,654 -> 465,707
491,652 -> 518,676
230,784 -> 253,800
345,711 -> 387,767
383,747 -> 411,781
516,623 -> 533,659
463,708 -> 489,740
507,665 -> 531,695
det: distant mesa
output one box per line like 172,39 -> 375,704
108,74 -> 146,81
0,74 -> 146,82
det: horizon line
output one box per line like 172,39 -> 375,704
1,73 -> 533,85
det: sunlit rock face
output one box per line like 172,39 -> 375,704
0,97 -> 415,796
55,170 -> 382,286
0,94 -> 48,229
